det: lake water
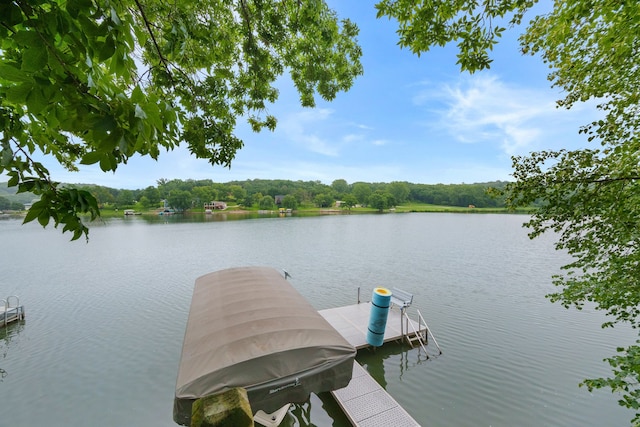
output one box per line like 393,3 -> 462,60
0,212 -> 637,426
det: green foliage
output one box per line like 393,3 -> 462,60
352,182 -> 372,207
281,194 -> 297,210
375,0 -> 535,72
137,196 -> 151,211
0,0 -> 363,240
116,189 -> 134,207
313,192 -> 333,208
331,178 -> 349,196
0,195 -> 11,210
22,187 -> 99,241
369,190 -> 395,212
167,189 -> 192,212
582,344 -> 640,415
378,0 -> 640,419
388,181 -> 410,204
229,185 -> 246,202
492,1 -> 640,422
258,195 -> 274,210
341,194 -> 357,210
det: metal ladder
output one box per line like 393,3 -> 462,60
2,296 -> 24,327
401,308 -> 442,357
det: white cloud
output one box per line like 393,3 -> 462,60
343,133 -> 364,143
279,108 -> 339,156
417,74 -> 597,156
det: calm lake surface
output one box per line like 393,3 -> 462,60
1,212 -> 637,426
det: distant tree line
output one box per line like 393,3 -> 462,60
0,195 -> 25,211
54,179 -> 509,212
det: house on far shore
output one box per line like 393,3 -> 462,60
204,201 -> 227,211
274,195 -> 285,206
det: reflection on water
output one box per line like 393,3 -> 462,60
276,393 -> 351,426
358,341 -> 433,390
0,320 -> 25,381
131,210 -> 335,225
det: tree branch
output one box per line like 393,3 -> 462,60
133,0 -> 173,82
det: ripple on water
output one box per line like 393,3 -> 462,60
1,214 -> 637,427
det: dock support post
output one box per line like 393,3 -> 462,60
191,387 -> 253,427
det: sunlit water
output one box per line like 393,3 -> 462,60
0,213 -> 636,426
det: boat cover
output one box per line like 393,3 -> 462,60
173,267 -> 356,424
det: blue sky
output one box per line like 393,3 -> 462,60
32,1 -> 600,190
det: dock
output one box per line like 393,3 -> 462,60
320,302 -> 422,350
320,302 -> 424,426
1,296 -> 25,327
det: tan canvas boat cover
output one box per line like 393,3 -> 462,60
173,267 -> 356,424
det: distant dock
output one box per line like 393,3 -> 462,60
320,302 -> 426,426
1,296 -> 25,327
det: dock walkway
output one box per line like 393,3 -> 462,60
319,303 -> 422,427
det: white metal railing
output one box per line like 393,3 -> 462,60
2,296 -> 24,326
401,308 -> 442,356
402,309 -> 428,354
1,299 -> 6,327
416,309 -> 442,355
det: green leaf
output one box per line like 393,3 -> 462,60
77,13 -> 102,37
5,82 -> 33,104
98,36 -> 116,62
22,46 -> 49,72
6,172 -> 19,188
12,30 -> 41,47
94,115 -> 117,133
23,206 -> 41,225
134,104 -> 147,119
37,208 -> 51,227
26,87 -> 48,114
0,64 -> 33,82
131,85 -> 144,103
0,2 -> 23,26
99,153 -> 116,172
1,146 -> 13,167
80,151 -> 103,165
65,0 -> 82,18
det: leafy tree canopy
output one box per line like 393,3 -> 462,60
0,0 -> 362,240
504,2 -> 640,420
375,0 -> 534,72
389,0 -> 640,421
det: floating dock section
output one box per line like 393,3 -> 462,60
332,361 -> 420,427
320,302 -> 424,426
320,301 -> 423,350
